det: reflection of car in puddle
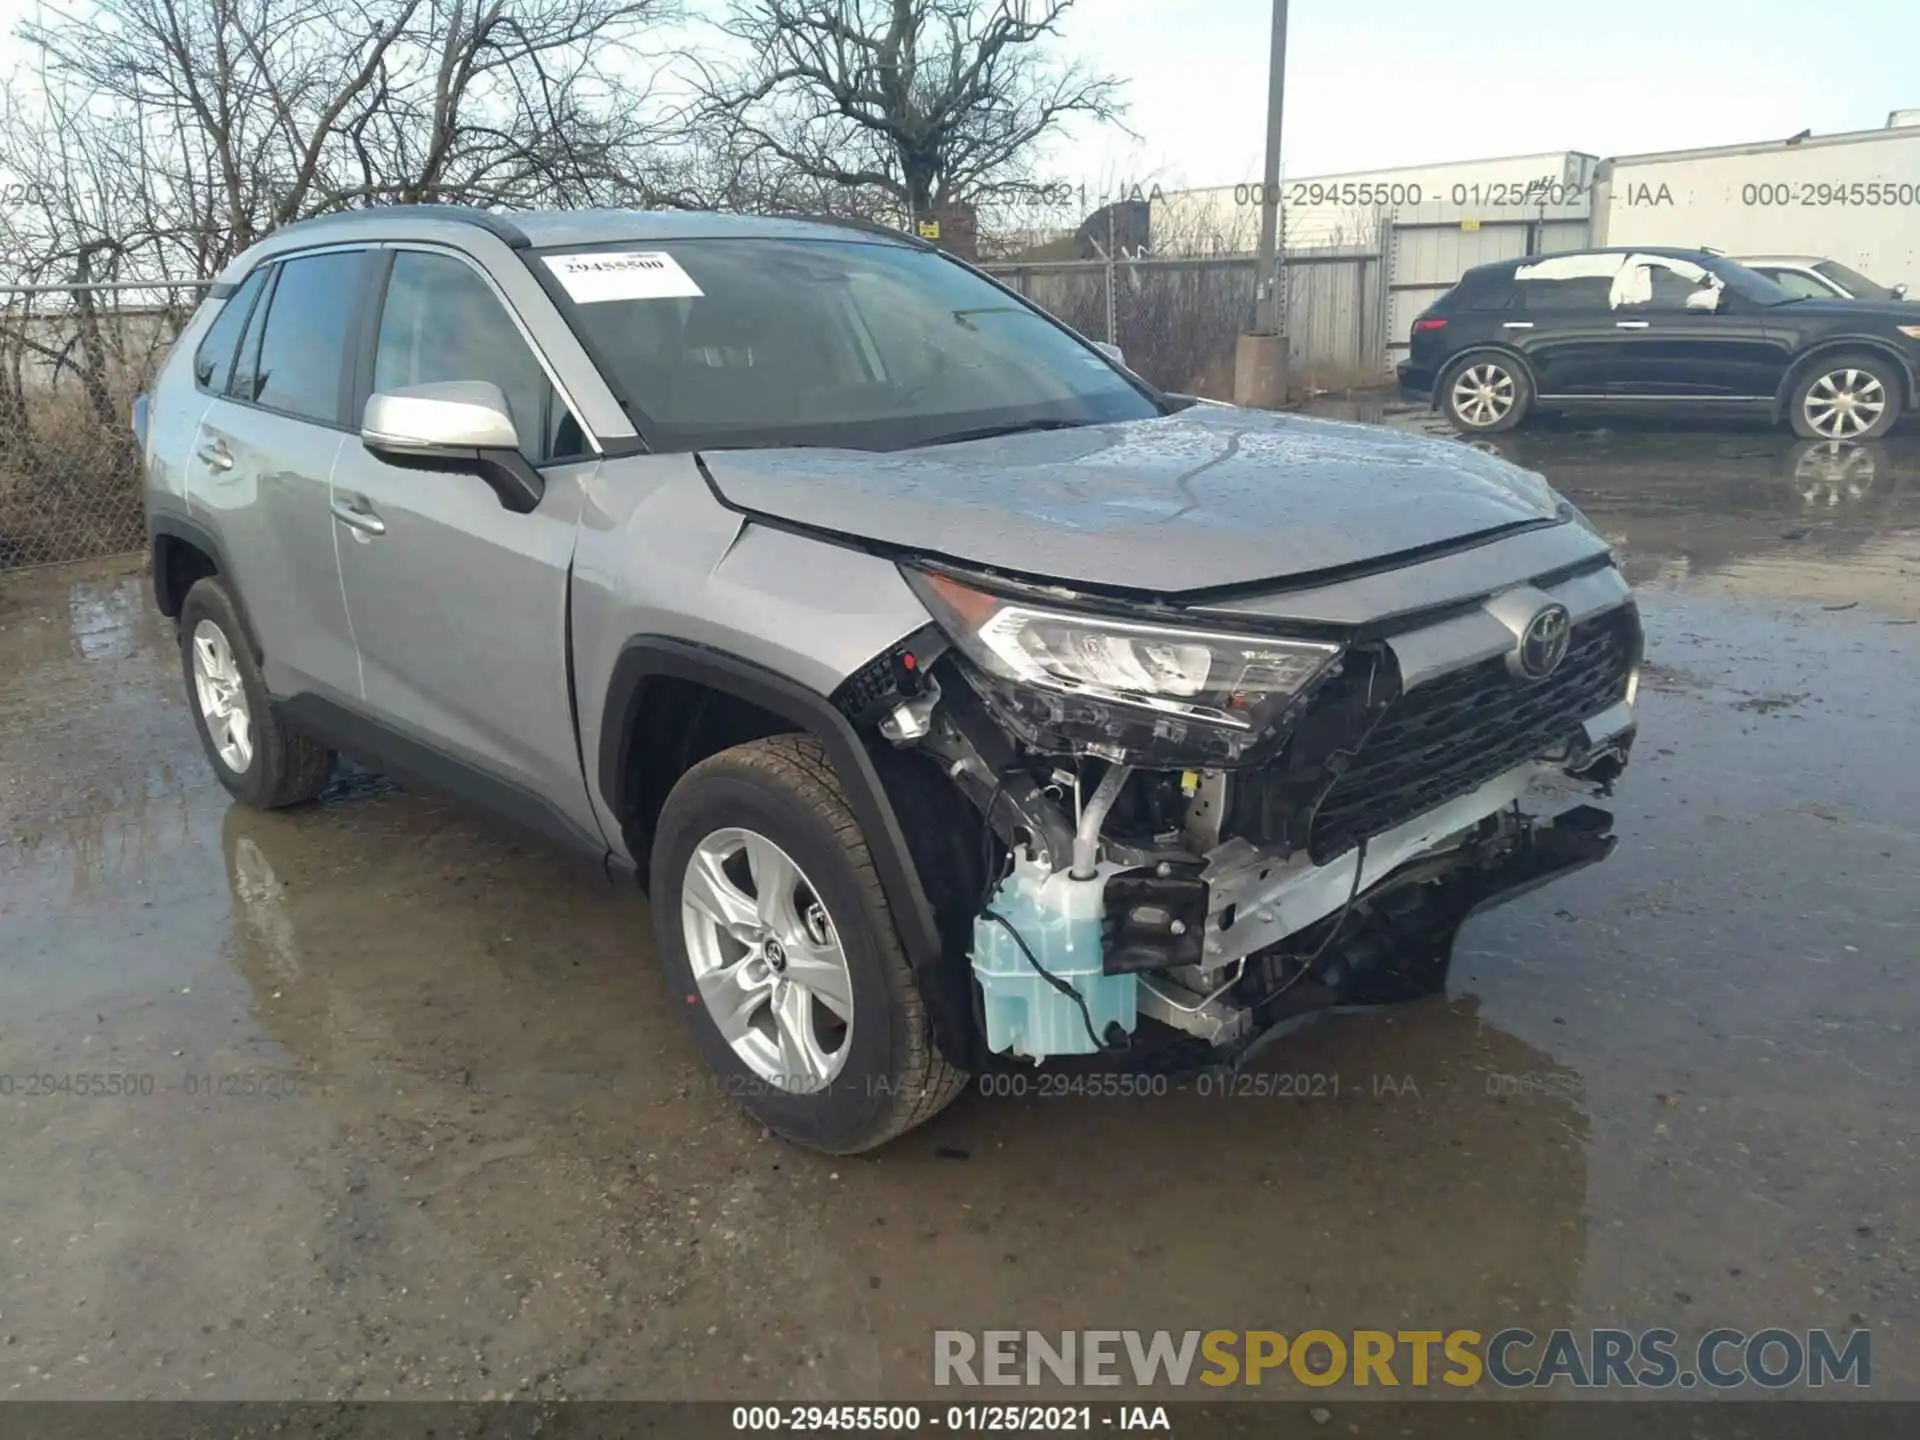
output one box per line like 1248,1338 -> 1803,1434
1787,439 -> 1878,508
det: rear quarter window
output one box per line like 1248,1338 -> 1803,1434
1462,275 -> 1518,311
191,270 -> 267,394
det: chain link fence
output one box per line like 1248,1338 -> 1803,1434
980,248 -> 1392,400
0,281 -> 207,572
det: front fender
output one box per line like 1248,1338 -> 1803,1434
598,636 -> 972,1070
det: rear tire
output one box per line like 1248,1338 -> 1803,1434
1787,352 -> 1903,440
650,734 -> 966,1153
178,578 -> 335,809
1439,353 -> 1533,434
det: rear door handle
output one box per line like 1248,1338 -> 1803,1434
330,497 -> 387,537
1501,321 -> 1534,330
1615,321 -> 1650,329
195,438 -> 233,471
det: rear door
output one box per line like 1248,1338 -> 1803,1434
1604,254 -> 1790,398
1504,254 -> 1625,396
327,245 -> 606,851
187,248 -> 373,703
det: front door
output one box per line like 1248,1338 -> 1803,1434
1602,254 -> 1790,398
329,246 -> 606,852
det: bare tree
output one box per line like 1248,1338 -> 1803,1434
695,0 -> 1126,221
2,0 -> 685,284
0,0 -> 685,558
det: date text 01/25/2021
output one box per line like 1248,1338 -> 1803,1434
730,1405 -> 1172,1434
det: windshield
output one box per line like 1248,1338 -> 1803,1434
1814,260 -> 1898,301
535,238 -> 1161,451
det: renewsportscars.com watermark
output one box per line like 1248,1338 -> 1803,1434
933,1328 -> 1871,1391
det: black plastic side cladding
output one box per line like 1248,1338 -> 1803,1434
598,637 -> 976,1071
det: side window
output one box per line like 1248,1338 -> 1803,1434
1514,274 -> 1614,312
1465,277 -> 1518,311
1615,257 -> 1712,311
1512,255 -> 1621,313
230,266 -> 277,403
240,250 -> 367,422
373,251 -> 585,463
192,270 -> 267,393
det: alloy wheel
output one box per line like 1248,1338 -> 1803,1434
680,826 -> 854,1093
191,618 -> 254,773
1802,369 -> 1887,439
1450,363 -> 1516,427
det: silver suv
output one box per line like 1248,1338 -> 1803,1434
138,206 -> 1642,1152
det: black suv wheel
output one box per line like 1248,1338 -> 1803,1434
649,735 -> 966,1153
1788,352 -> 1904,440
1439,353 -> 1533,433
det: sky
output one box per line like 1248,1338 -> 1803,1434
1,0 -> 1914,195
1038,0 -> 1920,189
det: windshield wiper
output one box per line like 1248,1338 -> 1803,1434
915,418 -> 1090,448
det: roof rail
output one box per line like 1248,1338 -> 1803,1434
271,203 -> 532,249
777,212 -> 932,249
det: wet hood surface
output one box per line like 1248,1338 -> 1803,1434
695,406 -> 1566,594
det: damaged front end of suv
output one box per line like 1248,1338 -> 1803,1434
834,546 -> 1640,1071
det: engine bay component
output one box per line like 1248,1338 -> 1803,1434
863,565 -> 1641,1068
972,852 -> 1138,1060
1100,860 -> 1209,975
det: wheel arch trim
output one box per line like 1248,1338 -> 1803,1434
1775,339 -> 1919,419
597,637 -> 965,1067
148,512 -> 264,660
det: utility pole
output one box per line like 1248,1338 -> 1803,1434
1233,0 -> 1291,409
1253,0 -> 1288,332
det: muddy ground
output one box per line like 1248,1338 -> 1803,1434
0,408 -> 1914,1414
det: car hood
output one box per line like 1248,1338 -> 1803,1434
695,406 -> 1567,595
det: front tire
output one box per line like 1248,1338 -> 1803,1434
1788,353 -> 1903,440
1439,353 -> 1532,433
650,735 -> 966,1153
177,578 -> 335,809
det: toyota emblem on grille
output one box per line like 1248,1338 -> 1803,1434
1517,603 -> 1572,680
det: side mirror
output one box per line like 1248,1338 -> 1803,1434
1092,340 -> 1126,367
361,381 -> 543,513
1686,284 -> 1723,312
1894,282 -> 1910,300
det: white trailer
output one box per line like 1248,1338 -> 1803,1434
1592,124 -> 1920,292
1151,151 -> 1597,255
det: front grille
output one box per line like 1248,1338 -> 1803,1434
1307,605 -> 1638,861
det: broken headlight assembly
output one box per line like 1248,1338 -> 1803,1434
903,566 -> 1346,767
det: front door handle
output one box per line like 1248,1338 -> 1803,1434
195,438 -> 233,471
330,497 -> 387,537
1615,320 -> 1650,329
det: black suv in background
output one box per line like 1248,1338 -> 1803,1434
1399,247 -> 1920,440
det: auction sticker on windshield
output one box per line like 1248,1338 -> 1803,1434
543,250 -> 704,303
